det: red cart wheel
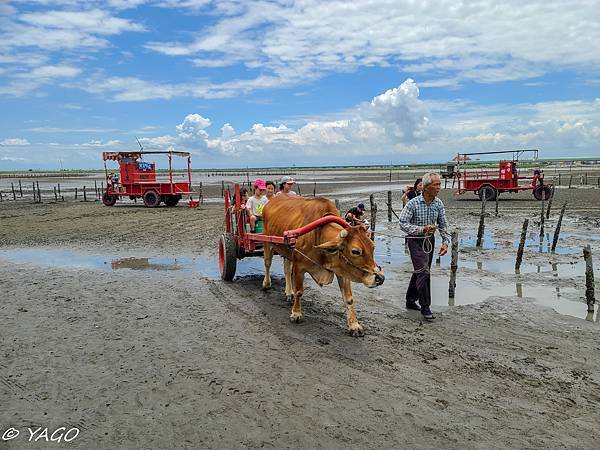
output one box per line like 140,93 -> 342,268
102,192 -> 117,206
143,189 -> 161,207
218,233 -> 237,281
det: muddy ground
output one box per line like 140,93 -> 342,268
1,182 -> 600,449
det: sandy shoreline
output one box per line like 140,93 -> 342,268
1,182 -> 599,448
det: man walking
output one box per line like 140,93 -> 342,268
398,172 -> 450,320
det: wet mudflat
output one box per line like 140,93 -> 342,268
1,182 -> 600,448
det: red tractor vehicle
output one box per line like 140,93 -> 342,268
453,149 -> 554,201
102,150 -> 194,207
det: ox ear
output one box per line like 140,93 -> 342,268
316,238 -> 343,254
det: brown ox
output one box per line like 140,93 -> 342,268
262,195 -> 384,336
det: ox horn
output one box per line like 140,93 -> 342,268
339,229 -> 348,238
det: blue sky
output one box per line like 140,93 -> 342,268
1,0 -> 599,169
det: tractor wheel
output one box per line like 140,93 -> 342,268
143,190 -> 161,208
164,195 -> 180,207
102,192 -> 117,206
478,185 -> 497,202
533,185 -> 553,201
218,233 -> 237,281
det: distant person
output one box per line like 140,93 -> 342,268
276,176 -> 297,196
265,180 -> 276,200
246,179 -> 268,232
345,203 -> 366,226
110,173 -> 120,192
398,172 -> 450,321
401,177 -> 422,207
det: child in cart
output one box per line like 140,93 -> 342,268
245,179 -> 268,233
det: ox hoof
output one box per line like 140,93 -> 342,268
348,323 -> 364,337
290,312 -> 303,323
262,280 -> 272,290
285,294 -> 293,303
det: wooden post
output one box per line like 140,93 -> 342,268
539,195 -> 545,239
32,182 -> 36,202
387,190 -> 392,222
94,180 -> 98,199
0,191 -> 3,202
54,186 -> 58,201
495,194 -> 499,216
36,181 -> 41,203
75,187 -> 78,200
515,219 -> 529,271
11,182 -> 16,200
369,193 -> 377,240
83,185 -> 87,202
583,245 -> 595,313
19,179 -> 23,197
476,198 -> 486,247
57,183 -> 61,197
551,202 -> 567,252
221,180 -> 224,198
545,186 -> 554,219
448,231 -> 458,298
568,174 -> 573,189
313,181 -> 316,197
558,173 -> 561,185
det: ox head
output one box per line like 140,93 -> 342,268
316,226 -> 385,288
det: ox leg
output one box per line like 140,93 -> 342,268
284,258 -> 293,301
262,243 -> 272,290
337,275 -> 364,337
290,264 -> 304,323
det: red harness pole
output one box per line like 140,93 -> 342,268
283,215 -> 350,246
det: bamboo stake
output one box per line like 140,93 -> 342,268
11,182 -> 16,200
583,245 -> 595,313
387,190 -> 392,222
476,197 -> 486,247
369,193 -> 377,240
515,219 -> 529,271
448,231 -> 458,298
545,186 -> 554,219
539,195 -> 545,239
551,202 -> 567,253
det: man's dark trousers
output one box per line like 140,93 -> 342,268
406,235 -> 435,309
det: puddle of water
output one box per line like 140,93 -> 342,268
0,248 -> 283,279
430,277 -> 596,321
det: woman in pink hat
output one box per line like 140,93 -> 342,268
246,179 -> 268,232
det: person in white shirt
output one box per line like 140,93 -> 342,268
276,175 -> 297,196
246,179 -> 268,232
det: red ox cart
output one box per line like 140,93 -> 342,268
453,149 -> 553,201
218,184 -> 350,280
102,150 -> 194,207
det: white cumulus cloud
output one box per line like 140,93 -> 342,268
0,138 -> 30,146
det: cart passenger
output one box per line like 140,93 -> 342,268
110,172 -> 120,192
265,180 -> 276,200
240,188 -> 250,204
276,176 -> 297,196
246,179 -> 268,233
